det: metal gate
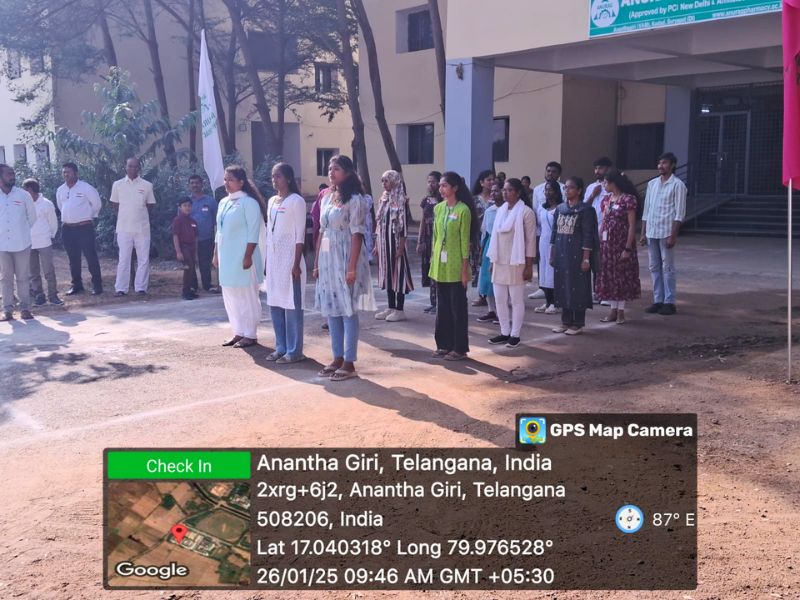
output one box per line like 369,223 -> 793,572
695,111 -> 750,197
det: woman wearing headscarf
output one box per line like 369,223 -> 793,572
486,178 -> 537,347
214,165 -> 268,348
264,162 -> 307,363
550,176 -> 599,335
374,170 -> 414,322
596,169 -> 641,324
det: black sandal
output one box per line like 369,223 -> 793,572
222,335 -> 243,347
233,338 -> 257,348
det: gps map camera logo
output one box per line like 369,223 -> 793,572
518,417 -> 547,446
591,0 -> 620,28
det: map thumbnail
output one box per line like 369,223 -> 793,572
106,481 -> 250,587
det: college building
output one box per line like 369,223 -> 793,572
360,0 -> 787,235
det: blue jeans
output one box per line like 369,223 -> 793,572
269,278 -> 304,358
328,314 -> 359,363
647,238 -> 676,304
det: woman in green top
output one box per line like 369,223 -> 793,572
429,171 -> 478,361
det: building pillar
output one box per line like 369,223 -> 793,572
444,58 -> 495,188
664,86 -> 692,168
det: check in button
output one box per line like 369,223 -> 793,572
106,450 -> 251,479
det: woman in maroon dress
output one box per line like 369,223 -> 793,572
595,170 -> 641,324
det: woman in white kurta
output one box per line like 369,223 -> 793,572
265,163 -> 307,363
213,166 -> 267,348
534,180 -> 563,314
486,178 -> 537,348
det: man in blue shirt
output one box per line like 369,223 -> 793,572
188,174 -> 219,292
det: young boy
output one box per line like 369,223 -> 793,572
171,197 -> 199,300
23,178 -> 63,305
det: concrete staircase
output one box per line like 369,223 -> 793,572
684,195 -> 800,238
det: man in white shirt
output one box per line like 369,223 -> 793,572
22,178 -> 62,306
583,156 -> 613,230
640,152 -> 687,316
531,161 -> 566,208
56,162 -> 103,295
0,164 -> 37,320
111,157 -> 156,296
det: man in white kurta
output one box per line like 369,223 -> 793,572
110,158 -> 156,295
265,191 -> 307,362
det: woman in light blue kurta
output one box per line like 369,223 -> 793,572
313,155 -> 375,381
213,166 -> 266,348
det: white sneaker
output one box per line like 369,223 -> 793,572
545,305 -> 560,315
385,310 -> 407,322
534,303 -> 548,313
528,289 -> 545,299
375,308 -> 393,320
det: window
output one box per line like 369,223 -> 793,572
407,9 -> 433,52
316,148 -> 337,176
493,117 -> 510,163
408,123 -> 434,164
0,146 -> 5,164
617,123 -> 665,170
315,63 -> 336,93
29,52 -> 45,75
6,50 -> 21,79
34,143 -> 50,164
248,31 -> 299,72
13,144 -> 27,163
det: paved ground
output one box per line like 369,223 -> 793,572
0,234 -> 798,599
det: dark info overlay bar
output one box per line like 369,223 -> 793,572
104,413 -> 697,591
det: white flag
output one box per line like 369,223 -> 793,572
198,30 -> 224,191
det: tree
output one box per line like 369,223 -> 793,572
351,0 -> 402,174
428,0 -> 446,119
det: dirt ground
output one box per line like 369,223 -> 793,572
0,234 -> 798,600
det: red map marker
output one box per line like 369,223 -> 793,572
170,524 -> 187,544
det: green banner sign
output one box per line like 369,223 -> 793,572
589,0 -> 780,38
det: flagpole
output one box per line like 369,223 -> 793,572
790,179 -> 794,381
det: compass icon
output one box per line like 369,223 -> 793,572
616,504 -> 644,534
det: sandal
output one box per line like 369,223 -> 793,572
222,335 -> 243,347
330,368 -> 358,381
616,312 -> 626,325
431,349 -> 448,358
444,352 -> 467,361
318,363 -> 341,377
233,337 -> 257,348
265,351 -> 285,362
600,310 -> 618,323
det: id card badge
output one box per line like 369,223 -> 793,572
440,250 -> 448,263
602,230 -> 608,242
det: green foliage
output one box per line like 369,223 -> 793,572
161,494 -> 177,509
51,67 -> 197,256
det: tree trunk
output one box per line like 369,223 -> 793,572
96,0 -> 118,67
275,0 -> 287,163
187,0 -> 197,160
143,0 -> 177,165
335,0 -> 370,194
225,26 -> 238,154
427,0 -> 446,119
222,0 -> 280,157
351,0 -> 402,175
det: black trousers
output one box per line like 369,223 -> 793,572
62,223 -> 102,291
387,282 -> 405,311
181,245 -> 198,295
543,287 -> 555,306
561,308 -> 586,328
197,239 -> 214,290
434,282 -> 469,354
